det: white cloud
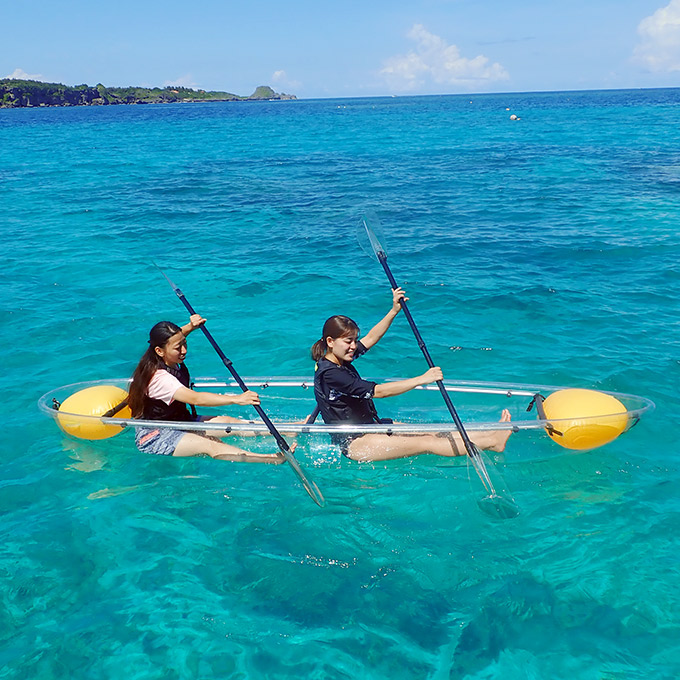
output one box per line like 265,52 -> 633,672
633,0 -> 680,72
5,68 -> 43,80
381,24 -> 509,92
163,74 -> 198,89
271,69 -> 301,91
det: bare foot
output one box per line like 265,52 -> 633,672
487,409 -> 513,453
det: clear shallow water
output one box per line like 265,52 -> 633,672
2,90 -> 680,678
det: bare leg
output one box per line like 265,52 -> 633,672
172,432 -> 288,464
347,409 -> 512,462
201,415 -> 260,437
203,415 -> 303,438
348,433 -> 458,462
468,409 -> 513,453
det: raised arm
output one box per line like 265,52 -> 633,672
181,314 -> 206,337
373,366 -> 443,399
360,287 -> 407,349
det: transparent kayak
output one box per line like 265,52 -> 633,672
39,376 -> 654,441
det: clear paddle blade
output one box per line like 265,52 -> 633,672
478,494 -> 520,519
281,448 -> 325,507
153,261 -> 180,292
361,211 -> 388,260
468,448 -> 519,519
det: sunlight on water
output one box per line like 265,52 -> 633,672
2,90 -> 680,678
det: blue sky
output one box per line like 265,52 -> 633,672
3,0 -> 680,98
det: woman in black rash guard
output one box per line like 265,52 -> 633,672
311,288 -> 512,462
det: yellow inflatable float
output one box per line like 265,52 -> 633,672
57,385 -> 131,440
542,388 -> 629,450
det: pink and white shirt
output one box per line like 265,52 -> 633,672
147,370 -> 184,405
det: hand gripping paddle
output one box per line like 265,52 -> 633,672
362,214 -> 519,519
154,264 -> 325,507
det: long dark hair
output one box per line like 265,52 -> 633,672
128,321 -> 183,417
310,315 -> 360,362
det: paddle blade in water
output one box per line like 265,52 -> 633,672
469,447 -> 519,519
477,494 -> 521,519
281,448 -> 325,507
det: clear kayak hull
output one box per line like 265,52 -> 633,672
39,377 -> 654,444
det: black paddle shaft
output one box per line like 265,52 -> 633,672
376,252 -> 479,456
171,285 -> 292,454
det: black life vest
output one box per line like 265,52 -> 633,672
313,357 -> 381,425
142,363 -> 195,422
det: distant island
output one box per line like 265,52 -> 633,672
0,79 -> 297,108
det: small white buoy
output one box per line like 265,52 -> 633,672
510,114 -> 519,121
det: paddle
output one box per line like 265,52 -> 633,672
154,264 -> 325,507
362,214 -> 519,519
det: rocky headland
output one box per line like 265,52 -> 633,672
0,80 -> 297,108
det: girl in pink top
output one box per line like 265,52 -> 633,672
128,315 -> 285,463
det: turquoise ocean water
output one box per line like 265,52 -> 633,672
2,89 -> 680,678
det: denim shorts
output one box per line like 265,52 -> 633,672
134,413 -> 213,456
135,426 -> 186,456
